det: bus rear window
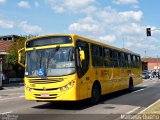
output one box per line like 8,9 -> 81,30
26,36 -> 72,48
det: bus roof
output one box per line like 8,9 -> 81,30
26,34 -> 140,56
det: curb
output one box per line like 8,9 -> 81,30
139,99 -> 160,114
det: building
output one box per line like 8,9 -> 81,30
0,35 -> 25,42
141,57 -> 160,71
0,40 -> 12,55
0,40 -> 12,83
0,35 -> 20,42
0,35 -> 25,83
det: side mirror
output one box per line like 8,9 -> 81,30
80,50 -> 85,61
18,48 -> 25,67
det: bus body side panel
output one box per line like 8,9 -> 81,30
133,68 -> 142,86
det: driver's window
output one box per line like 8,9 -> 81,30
76,40 -> 90,78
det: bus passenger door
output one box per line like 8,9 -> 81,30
76,40 -> 90,100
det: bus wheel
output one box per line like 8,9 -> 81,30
91,83 -> 101,104
128,79 -> 134,92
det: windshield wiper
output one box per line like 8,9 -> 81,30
39,51 -> 43,69
55,45 -> 60,51
45,46 -> 60,75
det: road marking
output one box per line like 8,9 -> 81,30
139,99 -> 160,114
0,111 -> 12,115
0,96 -> 24,101
0,93 -> 24,96
133,89 -> 145,93
19,95 -> 24,97
127,107 -> 140,114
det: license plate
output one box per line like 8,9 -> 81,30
41,94 -> 49,97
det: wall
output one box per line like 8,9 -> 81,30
148,62 -> 160,71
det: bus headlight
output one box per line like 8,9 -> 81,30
69,81 -> 74,87
25,84 -> 29,90
25,84 -> 32,92
65,85 -> 69,90
29,88 -> 33,92
59,81 -> 75,92
60,87 -> 64,92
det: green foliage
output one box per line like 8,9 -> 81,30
5,37 -> 26,65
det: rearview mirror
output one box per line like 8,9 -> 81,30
80,50 -> 85,61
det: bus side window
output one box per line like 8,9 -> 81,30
133,55 -> 136,68
135,56 -> 140,68
112,50 -> 118,67
130,55 -> 133,68
91,44 -> 98,67
91,44 -> 103,67
118,52 -> 121,67
76,40 -> 90,78
124,53 -> 128,68
104,48 -> 110,67
120,52 -> 125,68
137,56 -> 141,68
128,54 -> 131,68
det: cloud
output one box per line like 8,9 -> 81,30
113,0 -> 138,4
132,4 -> 139,9
116,23 -> 144,36
69,23 -> 100,34
18,1 -> 31,9
67,6 -> 160,56
96,7 -> 143,24
45,0 -> 95,13
19,21 -> 42,34
0,0 -> 6,4
65,0 -> 95,10
119,11 -> 143,22
35,0 -> 39,7
80,6 -> 97,14
68,16 -> 102,34
125,37 -> 159,51
68,7 -> 143,36
99,35 -> 116,43
41,0 -> 160,56
0,20 -> 14,29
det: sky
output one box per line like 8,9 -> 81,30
0,0 -> 160,57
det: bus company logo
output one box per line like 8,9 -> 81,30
43,87 -> 46,91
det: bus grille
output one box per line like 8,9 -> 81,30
33,88 -> 59,91
29,78 -> 64,84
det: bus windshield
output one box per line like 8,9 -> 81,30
25,47 -> 75,77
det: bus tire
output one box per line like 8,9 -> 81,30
91,82 -> 101,104
128,78 -> 134,92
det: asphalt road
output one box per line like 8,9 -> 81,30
0,79 -> 160,120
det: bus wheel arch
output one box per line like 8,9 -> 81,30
128,77 -> 134,92
91,80 -> 101,104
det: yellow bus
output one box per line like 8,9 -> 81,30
18,34 -> 142,103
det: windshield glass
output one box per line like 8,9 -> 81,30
25,47 -> 75,77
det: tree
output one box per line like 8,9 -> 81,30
5,37 -> 26,65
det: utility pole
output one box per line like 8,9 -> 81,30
123,38 -> 125,48
144,50 -> 146,57
157,55 -> 158,69
0,58 -> 2,89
